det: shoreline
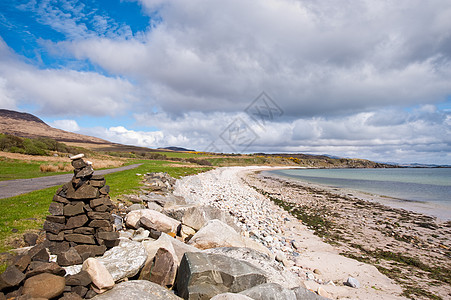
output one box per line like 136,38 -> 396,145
246,169 -> 450,299
263,168 -> 451,222
175,166 -> 407,299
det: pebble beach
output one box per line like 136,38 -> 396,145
174,166 -> 451,300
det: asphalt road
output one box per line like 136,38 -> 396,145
0,164 -> 142,199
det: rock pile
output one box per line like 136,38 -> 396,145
143,172 -> 176,193
44,154 -> 119,266
1,168 -> 329,300
0,242 -> 97,299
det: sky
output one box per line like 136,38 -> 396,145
0,0 -> 450,165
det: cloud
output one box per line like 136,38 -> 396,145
17,0 -> 133,39
0,38 -> 137,117
56,0 -> 451,118
50,119 -> 80,132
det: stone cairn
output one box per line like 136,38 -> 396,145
44,154 -> 119,266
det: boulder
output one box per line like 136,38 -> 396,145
82,258 -> 114,294
180,225 -> 196,241
163,204 -> 198,222
142,233 -> 200,265
66,215 -> 89,229
0,265 -> 25,290
140,234 -> 178,282
91,280 -> 182,300
97,238 -> 147,282
149,248 -> 178,288
49,202 -> 64,216
65,270 -> 92,286
126,204 -> 146,213
63,202 -> 85,216
125,209 -> 181,234
65,233 -> 96,244
22,273 -> 65,299
205,247 -> 301,289
23,233 -> 38,246
181,206 -> 240,232
143,193 -> 185,207
345,277 -> 361,288
132,228 -> 150,242
43,221 -> 65,234
140,210 -> 181,234
176,252 -> 267,300
25,261 -> 65,277
239,283 -> 297,300
66,182 -> 98,199
211,293 -> 254,300
58,248 -> 83,267
188,220 -> 271,257
13,255 -> 31,272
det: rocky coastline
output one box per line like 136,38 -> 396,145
1,165 -> 449,299
246,169 -> 451,300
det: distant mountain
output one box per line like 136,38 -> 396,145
160,146 -> 195,152
0,109 -> 109,145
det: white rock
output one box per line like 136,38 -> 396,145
188,220 -> 272,257
82,258 -> 114,294
345,277 -> 361,288
97,238 -> 147,282
69,154 -> 84,160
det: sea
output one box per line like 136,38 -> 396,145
266,168 -> 451,221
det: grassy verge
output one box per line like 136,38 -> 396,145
0,159 -> 212,253
0,158 -> 72,181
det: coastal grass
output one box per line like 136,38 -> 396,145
0,159 -> 212,253
105,160 -> 212,199
0,157 -> 71,180
0,186 -> 56,253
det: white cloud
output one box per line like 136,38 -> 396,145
0,38 -> 137,117
51,119 -> 80,132
56,0 -> 451,118
101,126 -> 165,147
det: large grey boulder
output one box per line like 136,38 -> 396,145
239,283 -> 297,300
97,238 -> 147,281
142,233 -> 200,264
91,280 -> 182,300
143,193 -> 186,207
140,233 -> 200,287
205,247 -> 301,289
174,205 -> 241,232
188,220 -> 271,257
176,252 -> 267,300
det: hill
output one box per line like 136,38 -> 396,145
0,109 -> 109,145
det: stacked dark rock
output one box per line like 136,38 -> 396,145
44,154 -> 119,266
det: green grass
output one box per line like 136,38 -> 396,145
152,151 -> 208,159
0,186 -> 56,252
106,160 -> 212,198
0,158 -> 72,181
0,159 -> 212,252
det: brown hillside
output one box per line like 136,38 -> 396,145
0,109 -> 110,145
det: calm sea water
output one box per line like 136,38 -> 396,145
267,168 -> 451,221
